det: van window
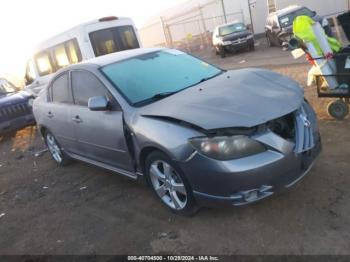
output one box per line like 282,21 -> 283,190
25,60 -> 36,85
52,39 -> 82,70
117,26 -> 139,50
53,44 -> 70,69
71,71 -> 108,106
35,52 -> 54,76
89,26 -> 139,57
66,39 -> 82,64
51,73 -> 72,104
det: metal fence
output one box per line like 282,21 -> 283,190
160,0 -> 245,52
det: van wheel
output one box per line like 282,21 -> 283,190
44,131 -> 71,166
145,151 -> 199,216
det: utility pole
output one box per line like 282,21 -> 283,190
220,0 -> 227,23
160,16 -> 173,48
247,0 -> 255,34
198,4 -> 210,47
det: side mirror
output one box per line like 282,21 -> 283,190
88,96 -> 109,111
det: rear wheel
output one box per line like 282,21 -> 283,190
145,151 -> 198,216
327,99 -> 349,120
44,131 -> 71,166
219,46 -> 226,58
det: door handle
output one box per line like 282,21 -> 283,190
47,112 -> 54,118
72,115 -> 82,123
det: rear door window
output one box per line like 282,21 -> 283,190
51,73 -> 73,104
89,26 -> 139,57
71,71 -> 109,106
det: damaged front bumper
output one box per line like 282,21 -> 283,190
178,102 -> 322,207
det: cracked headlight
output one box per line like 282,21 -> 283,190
189,135 -> 266,161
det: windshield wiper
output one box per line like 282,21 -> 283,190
133,91 -> 179,106
189,70 -> 226,87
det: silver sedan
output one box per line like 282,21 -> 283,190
33,48 -> 321,215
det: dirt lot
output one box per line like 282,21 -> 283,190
0,46 -> 349,255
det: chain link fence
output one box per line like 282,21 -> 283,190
139,0 -> 247,52
165,11 -> 245,52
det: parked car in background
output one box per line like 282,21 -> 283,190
265,5 -> 332,47
24,16 -> 141,97
33,48 -> 321,215
0,78 -> 35,134
212,22 -> 255,58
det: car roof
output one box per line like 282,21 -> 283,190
269,5 -> 305,17
68,47 -> 164,70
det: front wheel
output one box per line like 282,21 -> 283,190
44,131 -> 71,166
218,46 -> 226,58
145,151 -> 198,216
266,33 -> 274,47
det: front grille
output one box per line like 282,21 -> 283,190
0,102 -> 31,122
267,112 -> 295,140
294,105 -> 314,153
267,103 -> 315,154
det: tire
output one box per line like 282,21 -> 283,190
219,46 -> 226,58
44,131 -> 72,166
215,46 -> 219,55
266,33 -> 274,47
327,100 -> 349,120
145,151 -> 199,216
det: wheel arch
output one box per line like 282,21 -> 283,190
139,146 -> 169,173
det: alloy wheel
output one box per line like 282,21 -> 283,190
46,133 -> 63,163
149,160 -> 187,210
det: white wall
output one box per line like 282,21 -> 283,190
139,20 -> 166,47
248,0 -> 269,34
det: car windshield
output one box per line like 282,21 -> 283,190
219,23 -> 246,36
101,50 -> 223,106
278,7 -> 314,28
0,79 -> 16,94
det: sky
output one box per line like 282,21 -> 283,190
0,0 -> 187,83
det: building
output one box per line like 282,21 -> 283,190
139,0 -> 349,48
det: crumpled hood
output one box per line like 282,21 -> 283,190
140,68 -> 304,130
0,91 -> 31,106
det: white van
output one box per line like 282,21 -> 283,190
24,16 -> 141,96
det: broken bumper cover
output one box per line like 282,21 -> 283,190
179,133 -> 322,207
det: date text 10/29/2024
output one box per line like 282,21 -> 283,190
127,256 -> 219,261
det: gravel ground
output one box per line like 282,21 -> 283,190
0,48 -> 349,255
